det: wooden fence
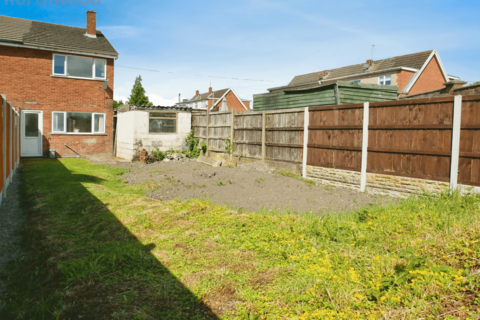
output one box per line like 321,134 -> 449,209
306,95 -> 480,188
193,94 -> 480,192
0,94 -> 21,206
192,108 -> 305,163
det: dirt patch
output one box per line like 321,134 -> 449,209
114,161 -> 389,213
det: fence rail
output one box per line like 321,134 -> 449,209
1,94 -> 21,206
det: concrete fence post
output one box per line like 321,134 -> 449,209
360,102 -> 370,192
450,95 -> 463,191
261,111 -> 266,162
302,107 -> 309,178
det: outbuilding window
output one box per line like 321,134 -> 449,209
149,112 -> 177,133
378,75 -> 391,85
52,54 -> 106,80
52,111 -> 105,134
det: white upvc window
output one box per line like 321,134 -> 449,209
52,54 -> 107,80
52,111 -> 106,134
378,75 -> 391,85
351,79 -> 361,83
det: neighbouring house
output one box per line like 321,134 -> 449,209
253,50 -> 459,111
116,105 -> 192,160
177,87 -> 251,113
400,80 -> 480,100
0,11 -> 118,158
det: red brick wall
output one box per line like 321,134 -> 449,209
0,45 -> 114,157
243,101 -> 250,110
396,70 -> 415,91
409,56 -> 446,95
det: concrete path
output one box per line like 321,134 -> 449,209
0,173 -> 25,310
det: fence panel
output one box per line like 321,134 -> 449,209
367,99 -> 454,182
459,96 -> 480,186
208,111 -> 233,153
234,112 -> 263,159
307,104 -> 363,171
192,113 -> 207,146
265,109 -> 304,163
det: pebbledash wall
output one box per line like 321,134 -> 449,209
116,106 -> 192,160
0,95 -> 21,207
0,46 -> 114,157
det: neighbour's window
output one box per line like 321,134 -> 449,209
379,75 -> 391,85
351,79 -> 361,83
149,112 -> 177,133
51,111 -> 106,134
52,54 -> 106,80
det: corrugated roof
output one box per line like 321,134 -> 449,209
0,15 -> 118,57
287,50 -> 433,87
189,88 -> 230,101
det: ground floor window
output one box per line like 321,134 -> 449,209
52,112 -> 105,134
149,112 -> 177,133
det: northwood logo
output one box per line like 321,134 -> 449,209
4,0 -> 100,5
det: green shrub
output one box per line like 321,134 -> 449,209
185,130 -> 203,158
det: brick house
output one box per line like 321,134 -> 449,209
267,50 -> 459,97
0,11 -> 118,158
177,87 -> 251,113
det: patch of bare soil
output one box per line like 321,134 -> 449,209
114,161 -> 389,213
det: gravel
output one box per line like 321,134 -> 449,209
0,173 -> 25,310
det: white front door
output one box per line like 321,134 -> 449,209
21,110 -> 43,157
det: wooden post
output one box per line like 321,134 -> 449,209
230,109 -> 235,160
360,102 -> 369,192
2,95 -> 6,200
302,108 -> 309,178
450,95 -> 462,191
206,107 -> 210,157
1,95 -> 5,203
262,111 -> 266,161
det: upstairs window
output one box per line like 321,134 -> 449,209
149,112 -> 177,133
379,75 -> 391,85
53,54 -> 106,80
351,79 -> 361,83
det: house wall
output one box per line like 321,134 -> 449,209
116,110 -> 192,160
0,45 -> 114,157
212,91 -> 247,113
356,72 -> 398,86
409,57 -> 446,95
396,70 -> 416,91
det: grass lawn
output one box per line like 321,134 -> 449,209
2,159 -> 480,319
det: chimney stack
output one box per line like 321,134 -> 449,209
209,87 -> 213,95
195,90 -> 199,98
366,59 -> 374,67
86,10 -> 97,37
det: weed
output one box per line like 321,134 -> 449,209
215,182 -> 226,186
280,170 -> 316,186
225,135 -> 234,155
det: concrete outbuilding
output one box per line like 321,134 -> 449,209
116,105 -> 192,160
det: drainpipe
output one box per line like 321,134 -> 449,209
64,143 -> 82,158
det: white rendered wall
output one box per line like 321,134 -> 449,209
116,110 -> 192,160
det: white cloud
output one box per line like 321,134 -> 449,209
148,94 -> 177,106
114,95 -> 128,103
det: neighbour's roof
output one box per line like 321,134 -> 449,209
189,88 -> 230,101
284,50 -> 434,88
118,105 -> 192,113
0,15 -> 118,57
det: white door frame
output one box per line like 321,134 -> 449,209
21,110 -> 43,157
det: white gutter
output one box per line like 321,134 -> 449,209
0,41 -> 119,60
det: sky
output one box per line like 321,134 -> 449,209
2,0 -> 480,107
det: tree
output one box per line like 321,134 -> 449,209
127,75 -> 152,106
473,81 -> 480,85
113,100 -> 123,108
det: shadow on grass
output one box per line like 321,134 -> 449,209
1,159 -> 218,320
